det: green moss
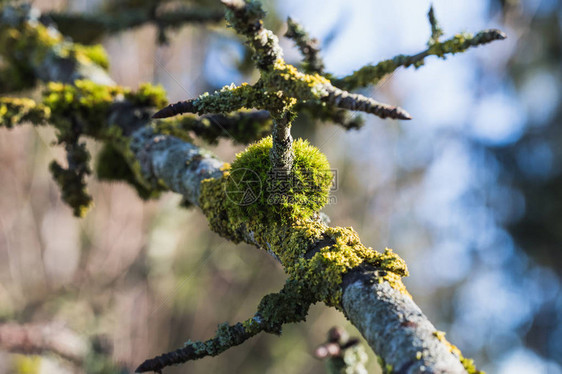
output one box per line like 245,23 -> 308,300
43,80 -> 125,139
224,136 -> 332,225
126,82 -> 168,108
40,80 -> 168,216
288,227 -> 408,307
0,97 -> 50,128
74,43 -> 110,70
49,142 -> 93,217
200,142 -> 408,307
0,15 -> 110,89
43,80 -> 167,138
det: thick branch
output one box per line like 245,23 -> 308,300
342,267 -> 466,373
0,4 -> 485,373
126,126 -> 468,373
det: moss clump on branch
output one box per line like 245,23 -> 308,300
200,143 -> 408,306
224,136 -> 332,225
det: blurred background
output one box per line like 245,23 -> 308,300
1,0 -> 561,373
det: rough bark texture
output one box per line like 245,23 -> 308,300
0,3 -> 482,372
342,271 -> 466,373
270,112 -> 294,175
129,127 -> 224,206
127,125 -> 467,373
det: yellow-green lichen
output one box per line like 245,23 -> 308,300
433,331 -> 484,374
73,43 -> 110,70
200,164 -> 408,308
127,82 -> 168,108
43,80 -> 167,139
191,61 -> 332,118
265,60 -> 331,100
0,17 -> 110,89
0,97 -> 50,128
43,80 -> 126,138
289,226 -> 409,306
193,83 -> 297,118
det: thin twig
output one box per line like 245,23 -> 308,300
285,17 -> 325,74
334,29 -> 506,90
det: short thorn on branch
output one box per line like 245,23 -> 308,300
152,100 -> 197,118
324,86 -> 412,120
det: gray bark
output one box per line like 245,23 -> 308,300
128,124 -> 467,373
1,5 -> 470,372
342,271 -> 466,373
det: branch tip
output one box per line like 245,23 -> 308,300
152,100 -> 196,118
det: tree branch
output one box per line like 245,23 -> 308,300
334,29 -> 506,91
0,3 -> 499,373
285,17 -> 325,74
42,7 -> 224,44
